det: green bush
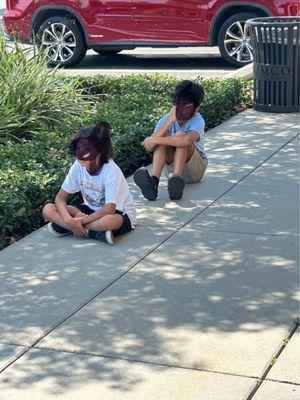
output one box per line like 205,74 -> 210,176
0,72 -> 252,250
0,138 -> 69,248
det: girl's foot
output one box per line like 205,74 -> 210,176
95,230 -> 114,245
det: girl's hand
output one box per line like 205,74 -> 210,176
68,216 -> 88,237
75,211 -> 87,219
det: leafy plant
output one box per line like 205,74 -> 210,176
0,37 -> 95,142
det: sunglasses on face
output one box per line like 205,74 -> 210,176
75,144 -> 99,161
173,101 -> 194,109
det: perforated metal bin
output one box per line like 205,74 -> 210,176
246,17 -> 300,113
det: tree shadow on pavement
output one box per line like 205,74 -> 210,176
0,115 -> 298,397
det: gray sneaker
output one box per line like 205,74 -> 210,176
134,167 -> 158,201
95,231 -> 114,245
168,173 -> 185,200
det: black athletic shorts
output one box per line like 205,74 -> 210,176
76,204 -> 133,237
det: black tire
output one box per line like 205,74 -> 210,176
36,16 -> 87,68
93,49 -> 122,56
218,12 -> 258,67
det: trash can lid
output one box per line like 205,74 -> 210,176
246,16 -> 300,26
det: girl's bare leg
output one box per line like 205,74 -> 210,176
84,214 -> 123,232
42,203 -> 80,230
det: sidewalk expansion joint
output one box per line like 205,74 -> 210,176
265,378 -> 300,386
1,133 -> 298,374
0,341 -> 28,348
182,228 -> 299,238
28,344 -> 259,382
242,317 -> 299,400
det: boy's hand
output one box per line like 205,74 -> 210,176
168,105 -> 177,123
142,136 -> 157,152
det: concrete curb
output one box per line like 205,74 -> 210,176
224,63 -> 253,80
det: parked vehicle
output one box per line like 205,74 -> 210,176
3,1 -> 299,68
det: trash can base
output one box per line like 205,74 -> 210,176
254,104 -> 300,113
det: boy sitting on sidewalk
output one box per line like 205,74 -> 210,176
134,80 -> 208,200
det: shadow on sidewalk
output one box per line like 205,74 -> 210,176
0,115 -> 299,395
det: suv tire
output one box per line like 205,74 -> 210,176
37,16 -> 87,67
218,12 -> 258,67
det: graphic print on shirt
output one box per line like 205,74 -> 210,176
80,181 -> 105,208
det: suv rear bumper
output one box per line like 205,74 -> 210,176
3,10 -> 32,42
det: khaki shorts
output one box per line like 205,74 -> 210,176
164,148 -> 208,184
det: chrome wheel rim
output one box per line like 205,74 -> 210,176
41,23 -> 76,62
224,20 -> 253,63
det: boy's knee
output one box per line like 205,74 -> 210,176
175,130 -> 185,137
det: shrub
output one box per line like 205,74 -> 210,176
0,37 -> 94,142
0,138 -> 70,248
0,73 -> 252,250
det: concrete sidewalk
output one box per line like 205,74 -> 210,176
0,109 -> 299,399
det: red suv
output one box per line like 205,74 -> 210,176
3,1 -> 299,68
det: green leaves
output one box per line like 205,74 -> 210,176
0,37 -> 94,142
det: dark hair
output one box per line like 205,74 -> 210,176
69,122 -> 113,164
173,80 -> 205,107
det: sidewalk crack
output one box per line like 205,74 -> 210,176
242,317 -> 299,400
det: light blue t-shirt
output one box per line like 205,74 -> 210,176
154,112 -> 206,156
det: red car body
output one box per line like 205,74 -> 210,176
3,0 -> 300,67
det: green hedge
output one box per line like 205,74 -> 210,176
0,74 -> 252,250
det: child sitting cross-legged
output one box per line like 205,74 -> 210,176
42,123 -> 136,245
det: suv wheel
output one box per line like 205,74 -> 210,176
218,12 -> 258,67
37,16 -> 87,67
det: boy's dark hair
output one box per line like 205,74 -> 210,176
69,122 -> 113,164
173,80 -> 204,107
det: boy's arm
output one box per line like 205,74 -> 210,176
151,106 -> 176,138
144,130 -> 200,148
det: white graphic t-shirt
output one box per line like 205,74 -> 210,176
62,159 -> 136,228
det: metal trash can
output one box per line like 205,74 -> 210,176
246,17 -> 300,113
